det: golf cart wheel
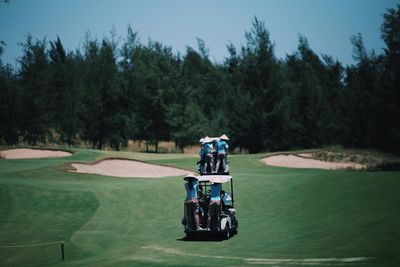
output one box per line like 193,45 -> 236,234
222,223 -> 230,240
232,221 -> 238,235
232,225 -> 238,235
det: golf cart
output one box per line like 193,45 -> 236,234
183,175 -> 238,240
197,136 -> 230,175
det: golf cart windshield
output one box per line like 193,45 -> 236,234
193,175 -> 234,207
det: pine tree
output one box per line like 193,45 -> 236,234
18,35 -> 50,145
380,4 -> 400,151
0,56 -> 19,144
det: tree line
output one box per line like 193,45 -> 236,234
0,6 -> 399,153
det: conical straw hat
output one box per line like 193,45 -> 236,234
220,134 -> 229,140
183,173 -> 198,181
203,136 -> 212,143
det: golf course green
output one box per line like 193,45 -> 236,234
0,148 -> 399,266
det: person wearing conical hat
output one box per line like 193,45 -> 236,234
215,134 -> 229,173
203,137 -> 214,174
206,182 -> 222,231
183,173 -> 203,230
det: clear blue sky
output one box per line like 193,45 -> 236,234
0,0 -> 398,67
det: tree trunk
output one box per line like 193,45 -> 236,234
97,139 -> 103,150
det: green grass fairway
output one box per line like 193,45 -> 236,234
0,149 -> 399,266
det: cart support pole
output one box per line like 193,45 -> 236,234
231,178 -> 234,205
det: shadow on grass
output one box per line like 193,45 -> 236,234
176,236 -> 223,242
177,231 -> 236,242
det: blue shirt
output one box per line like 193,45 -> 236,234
216,140 -> 229,154
203,143 -> 213,154
185,180 -> 199,200
210,183 -> 222,201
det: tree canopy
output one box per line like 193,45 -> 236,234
1,6 -> 400,153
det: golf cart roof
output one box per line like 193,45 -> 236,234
197,175 -> 232,183
199,137 -> 220,143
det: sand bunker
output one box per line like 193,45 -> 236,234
0,148 -> 72,159
262,154 -> 365,170
70,159 -> 189,178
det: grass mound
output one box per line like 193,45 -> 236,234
312,148 -> 400,170
0,184 -> 98,266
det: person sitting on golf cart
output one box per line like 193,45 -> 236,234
184,173 -> 203,230
207,182 -> 222,230
215,134 -> 229,173
220,190 -> 233,210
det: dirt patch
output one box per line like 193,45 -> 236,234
70,159 -> 189,178
0,148 -> 72,159
261,154 -> 365,170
